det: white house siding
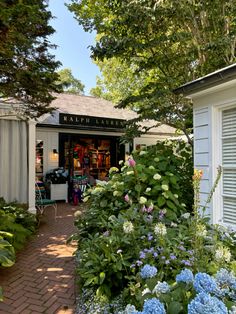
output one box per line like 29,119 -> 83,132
133,134 -> 161,148
36,129 -> 59,176
193,106 -> 211,217
192,79 -> 236,225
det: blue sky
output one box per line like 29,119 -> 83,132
48,1 -> 101,95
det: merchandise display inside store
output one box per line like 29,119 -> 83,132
59,134 -> 119,181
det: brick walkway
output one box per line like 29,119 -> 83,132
0,203 -> 78,314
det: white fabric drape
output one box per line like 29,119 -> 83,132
0,119 -> 28,203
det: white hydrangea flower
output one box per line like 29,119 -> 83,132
139,196 -> 147,204
140,150 -> 147,156
74,210 -> 82,218
161,184 -> 169,191
123,221 -> 134,234
149,165 -> 155,170
109,167 -> 119,174
181,213 -> 190,219
153,173 -> 161,180
119,160 -> 124,165
113,190 -> 121,197
146,187 -> 151,192
126,171 -> 134,175
229,306 -> 236,314
154,157 -> 159,162
91,187 -> 104,194
215,246 -> 231,262
196,224 -> 207,237
154,223 -> 167,236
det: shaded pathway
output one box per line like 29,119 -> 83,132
0,203 -> 77,314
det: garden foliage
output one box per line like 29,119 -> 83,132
0,198 -> 37,301
0,198 -> 37,252
74,140 -> 236,313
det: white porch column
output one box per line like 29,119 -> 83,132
28,120 -> 37,214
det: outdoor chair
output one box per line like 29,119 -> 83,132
35,182 -> 57,219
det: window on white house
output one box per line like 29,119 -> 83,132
222,107 -> 236,224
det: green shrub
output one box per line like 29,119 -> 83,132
0,199 -> 37,302
0,199 -> 37,251
74,140 -> 193,298
0,232 -> 15,268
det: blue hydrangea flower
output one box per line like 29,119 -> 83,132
215,268 -> 236,288
123,304 -> 138,314
142,298 -> 166,314
136,260 -> 143,266
214,268 -> 236,299
152,281 -> 170,294
176,269 -> 194,284
139,251 -> 146,259
140,264 -> 157,279
188,292 -> 228,314
193,273 -> 217,294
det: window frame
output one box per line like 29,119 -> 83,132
212,102 -> 236,226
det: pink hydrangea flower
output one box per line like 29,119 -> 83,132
124,194 -> 130,202
146,203 -> 154,213
128,158 -> 136,167
141,205 -> 147,212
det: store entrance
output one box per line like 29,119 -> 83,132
59,133 -> 124,201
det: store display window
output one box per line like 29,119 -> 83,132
59,133 -> 124,176
59,133 -> 124,202
60,136 -> 112,180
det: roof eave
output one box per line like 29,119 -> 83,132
173,64 -> 236,97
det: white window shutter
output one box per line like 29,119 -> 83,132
222,107 -> 236,224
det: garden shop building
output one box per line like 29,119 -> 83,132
174,63 -> 236,227
0,93 -> 177,210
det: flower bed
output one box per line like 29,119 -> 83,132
0,198 -> 37,301
73,141 -> 236,313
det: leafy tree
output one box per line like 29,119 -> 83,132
57,68 -> 85,94
0,0 -> 61,118
68,0 -> 236,143
90,58 -> 147,103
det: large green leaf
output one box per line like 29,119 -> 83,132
0,237 -> 15,267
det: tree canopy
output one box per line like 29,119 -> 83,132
57,68 -> 85,94
0,0 -> 61,118
68,0 -> 236,142
90,57 -> 147,103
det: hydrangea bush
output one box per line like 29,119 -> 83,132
122,268 -> 236,313
73,140 -> 236,313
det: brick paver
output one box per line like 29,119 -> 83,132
0,203 -> 78,314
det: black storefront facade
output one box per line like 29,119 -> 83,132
36,112 -> 128,202
36,94 -> 176,202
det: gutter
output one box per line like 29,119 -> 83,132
173,63 -> 236,96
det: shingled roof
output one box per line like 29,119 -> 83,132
37,93 -> 177,135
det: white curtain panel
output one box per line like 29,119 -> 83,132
0,119 -> 28,203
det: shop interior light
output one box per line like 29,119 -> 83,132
53,149 -> 58,155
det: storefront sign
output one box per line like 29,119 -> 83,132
59,113 -> 126,129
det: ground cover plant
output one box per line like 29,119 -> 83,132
73,141 -> 236,313
0,198 -> 37,251
0,198 -> 37,301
